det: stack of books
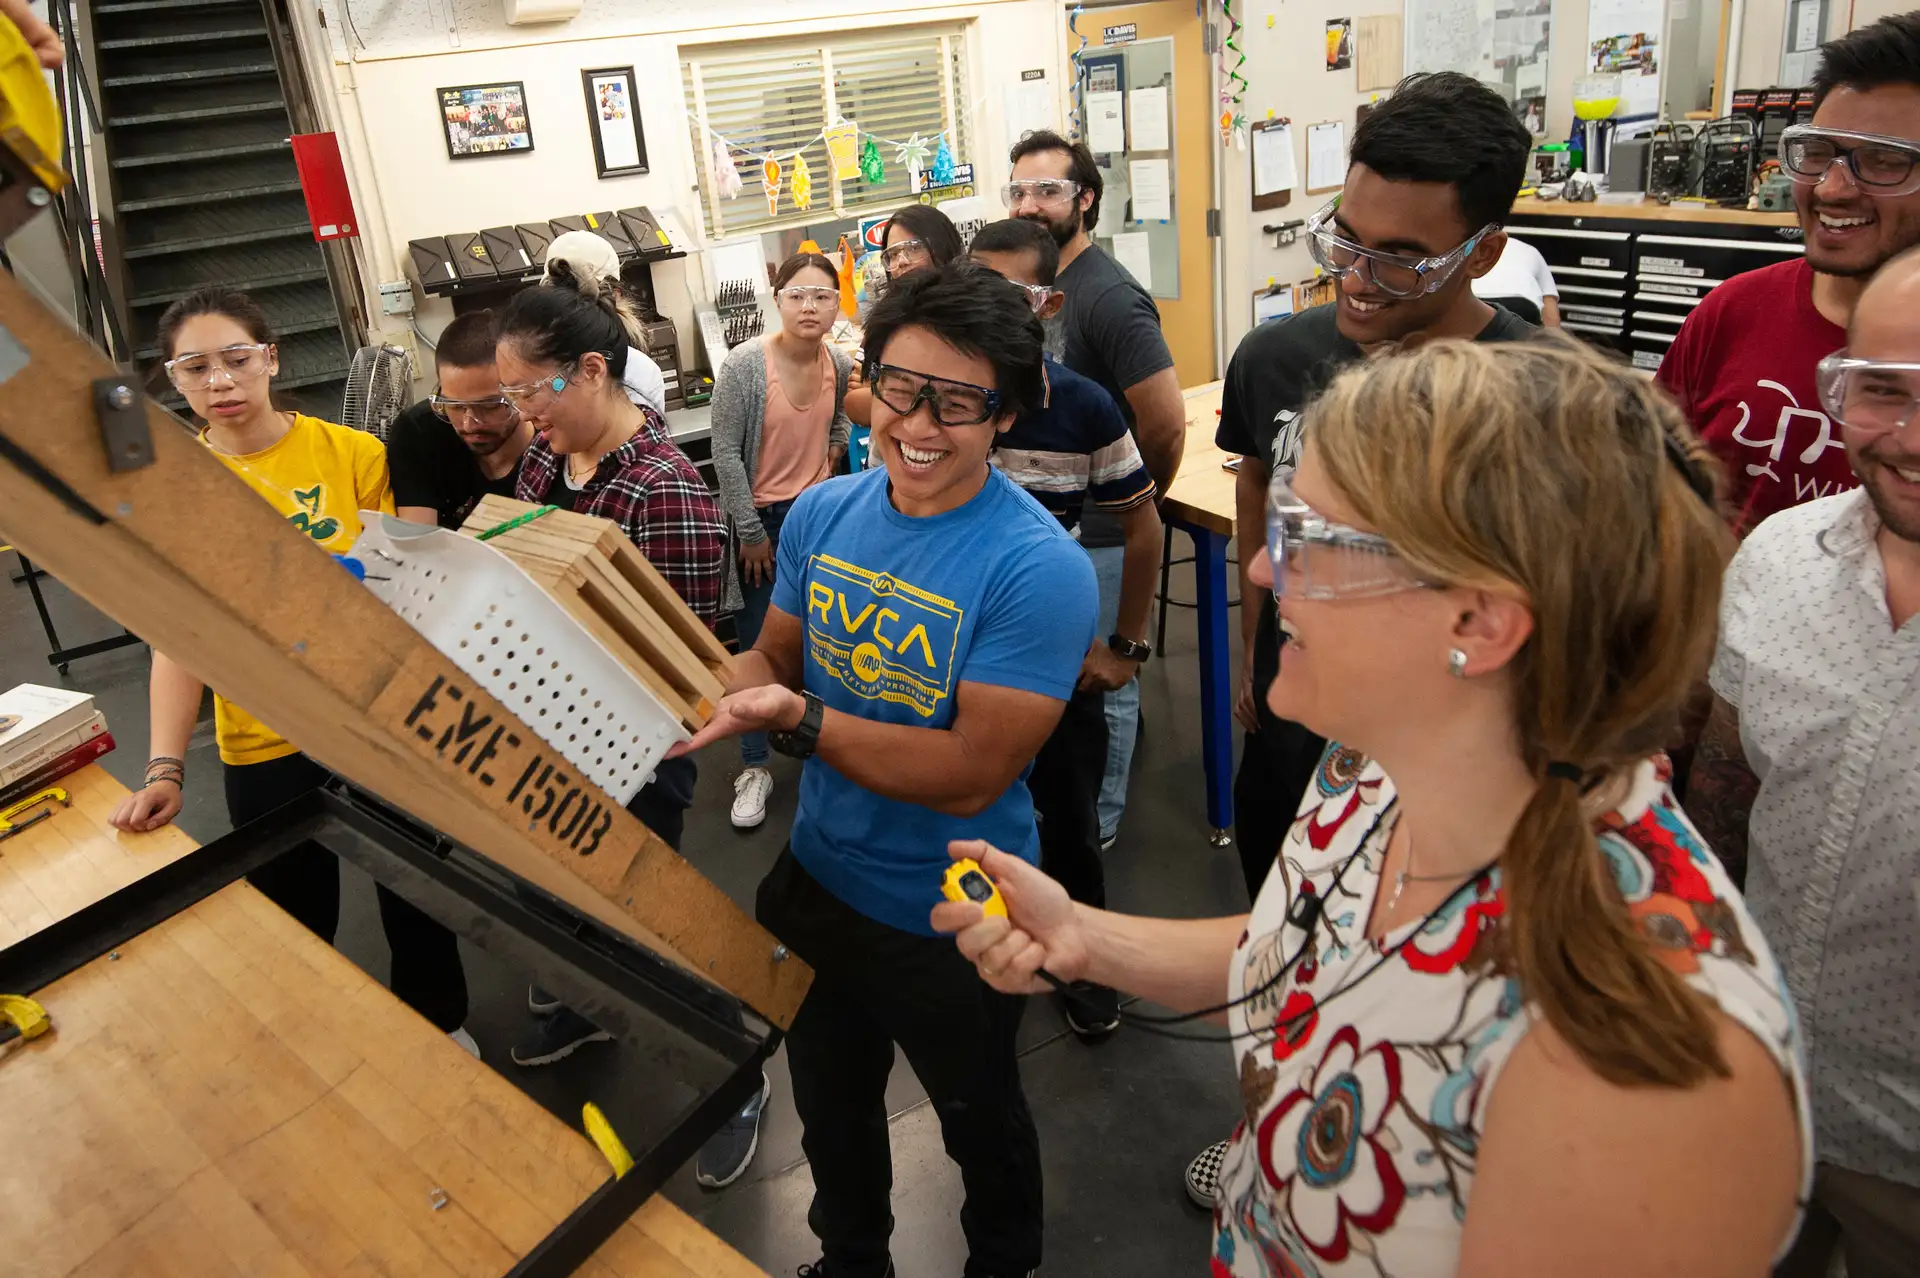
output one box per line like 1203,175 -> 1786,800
0,684 -> 115,808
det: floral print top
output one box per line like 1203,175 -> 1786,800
1211,747 -> 1811,1278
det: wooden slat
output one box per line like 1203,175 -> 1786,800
548,567 -> 703,728
0,272 -> 808,1030
0,771 -> 768,1278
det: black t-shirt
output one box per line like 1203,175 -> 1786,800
1050,244 -> 1177,550
386,400 -> 524,530
1222,302 -> 1536,811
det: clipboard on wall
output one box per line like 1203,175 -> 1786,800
1250,118 -> 1295,212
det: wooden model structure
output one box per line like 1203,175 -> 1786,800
0,249 -> 807,1273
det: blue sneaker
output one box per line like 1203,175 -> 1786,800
695,1071 -> 772,1188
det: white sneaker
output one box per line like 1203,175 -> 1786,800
731,767 -> 774,829
448,1026 -> 481,1060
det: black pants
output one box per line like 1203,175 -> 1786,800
1231,609 -> 1327,902
224,752 -> 469,1032
1029,685 -> 1109,910
628,755 -> 694,852
757,849 -> 1042,1278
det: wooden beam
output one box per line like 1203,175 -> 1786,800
0,272 -> 809,1029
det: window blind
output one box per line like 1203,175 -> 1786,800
683,26 -> 973,240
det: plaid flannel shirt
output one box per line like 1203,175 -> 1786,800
517,410 -> 725,625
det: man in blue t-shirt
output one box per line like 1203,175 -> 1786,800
679,262 -> 1096,1278
968,216 -> 1162,1042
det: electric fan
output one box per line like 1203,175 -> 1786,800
341,343 -> 416,440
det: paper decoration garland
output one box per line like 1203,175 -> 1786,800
1217,0 -> 1250,145
790,153 -> 814,210
893,132 -> 932,188
712,135 -> 743,200
859,135 -> 885,184
824,120 -> 861,182
836,234 -> 858,317
762,155 -> 782,215
930,135 -> 956,187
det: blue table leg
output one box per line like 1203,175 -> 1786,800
1182,522 -> 1234,846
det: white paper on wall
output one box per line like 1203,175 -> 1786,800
1129,86 -> 1170,151
1130,158 -> 1171,221
1112,231 -> 1153,290
1087,91 -> 1127,154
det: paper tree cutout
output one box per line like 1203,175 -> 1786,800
825,120 -> 861,182
859,135 -> 885,185
762,155 -> 782,216
712,135 -> 743,200
893,132 -> 931,187
929,134 -> 955,187
790,153 -> 814,211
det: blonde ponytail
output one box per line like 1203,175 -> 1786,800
1310,334 -> 1734,1088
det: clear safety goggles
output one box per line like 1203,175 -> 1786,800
499,363 -> 576,415
778,284 -> 839,309
1266,473 -> 1431,601
1001,178 -> 1081,209
429,392 -> 516,426
1779,125 -> 1920,198
165,342 -> 273,390
880,238 -> 931,272
1815,352 -> 1920,434
1305,200 -> 1497,299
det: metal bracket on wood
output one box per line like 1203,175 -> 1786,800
92,376 -> 152,473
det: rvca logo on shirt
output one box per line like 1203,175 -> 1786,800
804,554 -> 962,718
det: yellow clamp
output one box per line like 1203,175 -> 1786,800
0,14 -> 67,192
0,993 -> 51,1047
582,1102 -> 634,1179
0,786 -> 70,839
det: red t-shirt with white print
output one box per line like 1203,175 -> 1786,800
1656,258 -> 1856,535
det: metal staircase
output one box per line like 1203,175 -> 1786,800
86,0 -> 351,415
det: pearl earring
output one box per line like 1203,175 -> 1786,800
1447,648 -> 1468,679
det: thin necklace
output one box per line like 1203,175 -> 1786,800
1382,826 -> 1477,915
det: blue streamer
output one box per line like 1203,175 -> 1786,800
1068,6 -> 1088,142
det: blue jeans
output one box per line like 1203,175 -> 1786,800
736,498 -> 794,767
1087,544 -> 1137,840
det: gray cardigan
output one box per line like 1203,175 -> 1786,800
708,334 -> 853,545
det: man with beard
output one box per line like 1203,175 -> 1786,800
1657,13 -> 1920,535
1688,246 -> 1920,1278
1005,129 -> 1185,856
390,308 -> 531,529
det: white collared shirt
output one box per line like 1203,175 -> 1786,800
1710,487 -> 1920,1187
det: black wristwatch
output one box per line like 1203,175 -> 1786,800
1108,634 -> 1153,663
768,690 -> 825,760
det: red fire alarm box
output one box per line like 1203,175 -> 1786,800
289,132 -> 360,241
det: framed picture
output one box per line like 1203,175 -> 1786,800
439,81 -> 534,160
582,66 -> 648,178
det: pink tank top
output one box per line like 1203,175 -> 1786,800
751,339 -> 834,507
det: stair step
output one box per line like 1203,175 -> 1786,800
132,279 -> 340,357
106,76 -> 285,127
95,0 -> 259,13
127,239 -> 328,307
116,153 -> 304,211
99,23 -> 266,48
120,192 -> 313,256
99,48 -> 278,87
112,116 -> 291,168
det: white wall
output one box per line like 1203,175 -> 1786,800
285,0 -> 1064,374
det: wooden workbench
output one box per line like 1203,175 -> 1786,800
0,766 -> 767,1278
1162,383 -> 1232,539
1509,195 -> 1797,228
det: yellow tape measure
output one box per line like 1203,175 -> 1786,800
941,858 -> 1007,918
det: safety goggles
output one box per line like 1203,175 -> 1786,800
1266,473 -> 1431,601
1779,125 -> 1920,198
867,362 -> 1003,427
1011,281 -> 1057,313
1001,178 -> 1081,209
429,392 -> 517,426
1305,200 -> 1497,299
164,342 -> 273,391
881,238 -> 931,271
778,284 -> 839,309
499,363 -> 576,414
1815,352 -> 1920,434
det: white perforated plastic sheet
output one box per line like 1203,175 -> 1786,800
353,513 -> 685,805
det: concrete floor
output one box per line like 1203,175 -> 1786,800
2,548 -> 1251,1277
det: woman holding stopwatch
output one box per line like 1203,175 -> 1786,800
108,286 -> 474,1054
934,336 -> 1811,1277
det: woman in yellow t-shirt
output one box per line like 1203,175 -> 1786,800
107,287 -> 472,1052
